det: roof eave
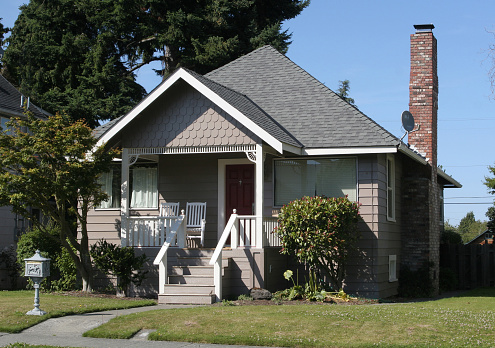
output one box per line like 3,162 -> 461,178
438,168 -> 462,188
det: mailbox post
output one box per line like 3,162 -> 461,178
24,250 -> 51,316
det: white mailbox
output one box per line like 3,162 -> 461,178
24,250 -> 51,315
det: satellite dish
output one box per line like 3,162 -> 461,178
401,111 -> 415,132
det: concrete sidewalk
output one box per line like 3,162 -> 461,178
0,305 -> 269,348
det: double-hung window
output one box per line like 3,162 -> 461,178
98,168 -> 121,209
274,157 -> 357,207
98,164 -> 158,209
130,166 -> 158,209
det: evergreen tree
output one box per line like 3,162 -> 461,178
4,0 -> 309,127
0,18 -> 7,69
337,80 -> 356,107
3,0 -> 146,128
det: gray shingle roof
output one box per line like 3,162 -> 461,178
184,68 -> 302,148
93,115 -> 123,139
206,46 -> 399,149
0,74 -> 49,119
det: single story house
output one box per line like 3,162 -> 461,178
90,24 -> 460,303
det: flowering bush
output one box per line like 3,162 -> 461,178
275,196 -> 360,290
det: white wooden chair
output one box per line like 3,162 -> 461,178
185,202 -> 206,247
159,202 -> 180,217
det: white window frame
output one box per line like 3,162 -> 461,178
386,155 -> 396,221
272,156 -> 358,207
389,255 -> 398,282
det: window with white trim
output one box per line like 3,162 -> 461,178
130,166 -> 158,208
387,155 -> 395,221
389,255 -> 397,282
97,164 -> 158,209
274,157 -> 357,206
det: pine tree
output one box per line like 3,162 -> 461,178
4,0 -> 309,127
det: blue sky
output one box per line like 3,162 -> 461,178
2,0 -> 495,226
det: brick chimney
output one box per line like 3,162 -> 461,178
408,24 -> 438,168
401,24 -> 441,296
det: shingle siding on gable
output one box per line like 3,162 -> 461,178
121,81 -> 260,148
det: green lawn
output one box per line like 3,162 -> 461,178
0,290 -> 156,333
84,288 -> 495,347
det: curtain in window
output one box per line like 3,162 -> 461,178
274,158 -> 356,206
98,170 -> 114,209
131,167 -> 158,208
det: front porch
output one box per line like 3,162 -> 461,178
116,144 -> 284,303
125,211 -> 281,304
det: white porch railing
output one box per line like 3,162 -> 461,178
209,212 -> 280,301
125,216 -> 180,247
152,214 -> 187,295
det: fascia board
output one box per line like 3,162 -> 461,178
95,69 -> 186,148
180,72 -> 284,153
282,143 -> 302,155
303,146 -> 398,156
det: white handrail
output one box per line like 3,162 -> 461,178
153,215 -> 186,265
153,214 -> 186,296
209,211 -> 238,266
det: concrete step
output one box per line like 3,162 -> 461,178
158,293 -> 216,305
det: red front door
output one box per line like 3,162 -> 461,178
226,164 -> 255,218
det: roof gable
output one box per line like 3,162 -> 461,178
120,81 -> 260,148
96,68 -> 289,153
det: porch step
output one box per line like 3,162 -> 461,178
175,256 -> 212,266
168,274 -> 214,285
158,293 -> 216,305
162,284 -> 215,295
159,249 -> 226,304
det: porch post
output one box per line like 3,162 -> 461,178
121,148 -> 130,247
255,144 -> 264,248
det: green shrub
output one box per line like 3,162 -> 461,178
0,245 -> 22,289
439,266 -> 458,292
398,262 -> 435,298
90,239 -> 148,296
16,223 -> 77,291
51,244 -> 79,291
275,196 -> 360,290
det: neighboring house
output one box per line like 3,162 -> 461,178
466,230 -> 495,245
90,24 -> 460,303
0,74 -> 49,252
